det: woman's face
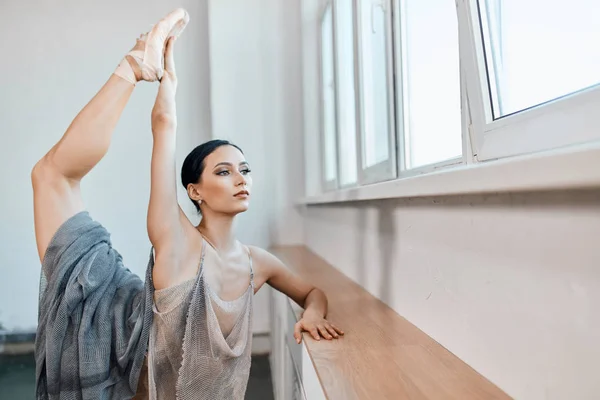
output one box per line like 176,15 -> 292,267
195,145 -> 252,216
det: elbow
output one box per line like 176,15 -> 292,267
151,114 -> 177,132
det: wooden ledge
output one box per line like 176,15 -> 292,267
270,246 -> 510,400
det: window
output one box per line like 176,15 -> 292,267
356,0 -> 396,183
333,0 -> 358,186
468,0 -> 600,161
479,0 -> 600,118
395,0 -> 462,170
312,0 -> 600,195
318,0 -> 460,190
320,3 -> 338,188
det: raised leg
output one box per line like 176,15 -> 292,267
31,74 -> 135,262
31,8 -> 190,262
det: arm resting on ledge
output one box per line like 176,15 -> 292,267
249,246 -> 344,343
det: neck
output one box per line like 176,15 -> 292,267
197,212 -> 237,253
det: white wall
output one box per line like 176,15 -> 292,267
0,0 -> 211,331
208,0 -> 305,333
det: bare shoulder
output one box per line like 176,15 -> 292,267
247,245 -> 287,273
245,246 -> 314,303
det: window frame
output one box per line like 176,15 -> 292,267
462,0 -> 600,162
354,0 -> 398,185
332,0 -> 360,190
318,1 -> 339,192
391,0 -> 465,176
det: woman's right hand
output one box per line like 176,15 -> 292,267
151,36 -> 178,133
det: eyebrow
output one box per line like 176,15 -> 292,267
213,161 -> 250,169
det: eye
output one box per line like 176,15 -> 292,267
216,170 -> 230,176
241,168 -> 252,175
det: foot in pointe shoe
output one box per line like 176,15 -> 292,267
115,8 -> 189,84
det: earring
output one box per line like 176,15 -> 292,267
198,200 -> 203,205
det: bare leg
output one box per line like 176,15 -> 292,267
31,74 -> 135,262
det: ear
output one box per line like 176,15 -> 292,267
187,183 -> 203,204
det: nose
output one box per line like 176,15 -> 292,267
236,171 -> 247,187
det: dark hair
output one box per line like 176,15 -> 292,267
181,139 -> 244,213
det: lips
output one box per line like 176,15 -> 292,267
234,190 -> 250,197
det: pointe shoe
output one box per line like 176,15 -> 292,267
115,8 -> 189,84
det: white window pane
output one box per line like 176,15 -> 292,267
359,0 -> 391,168
321,5 -> 338,182
402,0 -> 461,169
334,0 -> 358,185
480,0 -> 600,118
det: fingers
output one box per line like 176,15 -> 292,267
294,322 -> 303,344
295,320 -> 344,344
295,321 -> 319,343
317,325 -> 333,340
324,324 -> 339,339
309,327 -> 320,341
329,323 -> 344,336
164,36 -> 176,75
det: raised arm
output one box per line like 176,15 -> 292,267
147,37 -> 187,267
